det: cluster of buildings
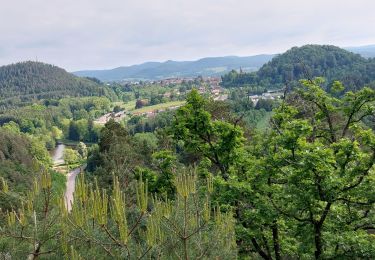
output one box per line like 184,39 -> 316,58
196,77 -> 227,100
249,89 -> 284,105
95,76 -> 230,124
149,76 -> 228,101
158,78 -> 194,86
94,111 -> 127,125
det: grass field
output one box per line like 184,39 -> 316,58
132,100 -> 185,114
114,99 -> 185,114
113,100 -> 137,111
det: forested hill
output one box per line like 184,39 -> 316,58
0,61 -> 115,109
221,45 -> 375,91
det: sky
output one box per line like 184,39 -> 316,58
0,0 -> 374,71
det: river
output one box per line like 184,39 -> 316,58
50,143 -> 65,165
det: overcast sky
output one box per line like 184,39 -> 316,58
0,0 -> 374,71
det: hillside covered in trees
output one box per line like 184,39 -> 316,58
0,61 -> 116,109
0,45 -> 375,259
221,45 -> 375,91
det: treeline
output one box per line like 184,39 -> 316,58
0,96 -> 111,149
0,61 -> 117,109
221,45 -> 375,91
111,79 -> 198,109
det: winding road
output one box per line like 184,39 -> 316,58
51,144 -> 84,211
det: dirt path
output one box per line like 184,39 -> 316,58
64,166 -> 85,211
51,144 -> 84,211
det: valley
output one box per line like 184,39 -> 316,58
0,44 -> 375,259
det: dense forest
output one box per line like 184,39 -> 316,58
0,61 -> 117,109
0,45 -> 375,259
221,45 -> 375,91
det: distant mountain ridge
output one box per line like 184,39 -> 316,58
73,44 -> 375,82
345,44 -> 375,58
73,55 -> 275,81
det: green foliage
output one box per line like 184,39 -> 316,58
255,98 -> 276,111
63,148 -> 80,165
128,110 -> 175,135
77,142 -> 88,159
220,69 -> 257,88
0,170 -> 66,259
172,89 -> 245,179
221,45 -> 375,91
66,171 -> 237,259
151,150 -> 177,198
1,59 -> 375,260
240,79 -> 375,259
0,128 -> 52,210
0,96 -> 111,147
0,61 -> 117,109
87,120 -> 144,189
0,169 -> 237,259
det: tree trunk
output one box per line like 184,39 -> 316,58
272,222 -> 281,260
314,223 -> 323,260
251,238 -> 272,260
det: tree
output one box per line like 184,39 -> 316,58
113,105 -> 122,113
151,150 -> 177,198
172,89 -> 245,180
77,142 -> 87,159
255,98 -> 274,111
63,148 -> 80,165
68,121 -> 80,141
87,119 -> 142,189
51,126 -> 63,140
135,99 -> 147,109
1,121 -> 20,134
64,171 -> 237,259
0,170 -> 65,259
244,78 -> 375,259
0,170 -> 237,259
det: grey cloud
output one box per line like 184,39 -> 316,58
0,0 -> 375,70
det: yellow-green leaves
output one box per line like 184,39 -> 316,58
6,210 -> 16,227
75,174 -> 88,205
175,171 -> 196,198
203,196 -> 211,222
0,177 -> 8,193
136,177 -> 148,213
206,173 -> 214,193
93,188 -> 108,226
6,206 -> 27,227
331,80 -> 345,93
111,176 -> 128,244
41,170 -> 52,190
69,246 -> 83,260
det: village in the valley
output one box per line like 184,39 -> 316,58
94,76 -> 283,125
